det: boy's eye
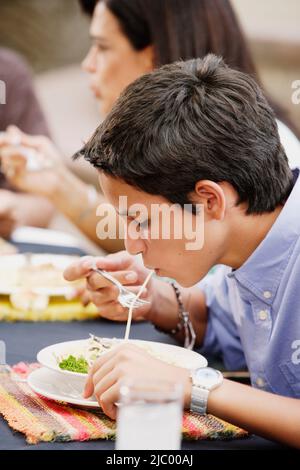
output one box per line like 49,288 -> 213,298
126,216 -> 149,231
136,220 -> 148,230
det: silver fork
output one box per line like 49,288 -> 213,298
91,266 -> 150,309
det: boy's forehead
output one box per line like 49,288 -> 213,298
98,173 -> 161,208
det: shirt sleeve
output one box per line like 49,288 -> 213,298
197,265 -> 247,371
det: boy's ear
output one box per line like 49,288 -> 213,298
192,180 -> 226,220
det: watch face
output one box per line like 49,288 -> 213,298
193,367 -> 222,389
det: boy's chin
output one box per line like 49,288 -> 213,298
177,278 -> 197,288
155,268 -> 201,287
170,274 -> 198,288
175,271 -> 207,287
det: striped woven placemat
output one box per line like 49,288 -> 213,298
0,363 -> 248,444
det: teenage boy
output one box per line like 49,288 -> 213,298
64,54 -> 300,447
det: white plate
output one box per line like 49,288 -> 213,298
0,254 -> 80,296
37,338 -> 207,378
11,226 -> 82,248
27,367 -> 99,408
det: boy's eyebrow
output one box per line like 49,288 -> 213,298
116,209 -> 149,220
117,210 -> 137,217
116,209 -> 128,216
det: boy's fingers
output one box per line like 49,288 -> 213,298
63,256 -> 95,281
83,371 -> 94,398
64,255 -> 131,282
83,350 -> 118,398
87,270 -> 138,290
98,384 -> 119,420
94,251 -> 133,271
64,254 -> 138,295
87,287 -> 119,304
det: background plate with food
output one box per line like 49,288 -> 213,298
0,253 -> 83,297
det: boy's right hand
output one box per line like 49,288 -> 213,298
63,251 -> 155,322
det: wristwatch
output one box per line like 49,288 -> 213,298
190,367 -> 223,415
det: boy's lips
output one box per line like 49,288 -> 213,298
145,265 -> 160,274
144,264 -> 166,276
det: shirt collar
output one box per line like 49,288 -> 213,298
228,169 -> 300,304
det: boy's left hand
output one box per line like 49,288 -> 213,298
83,343 -> 192,420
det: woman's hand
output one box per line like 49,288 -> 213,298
0,189 -> 17,238
83,343 -> 191,420
63,251 -> 156,321
0,125 -> 64,198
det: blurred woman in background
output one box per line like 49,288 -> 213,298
1,0 -> 299,251
0,48 -> 54,239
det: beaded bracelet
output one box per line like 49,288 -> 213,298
155,282 -> 196,350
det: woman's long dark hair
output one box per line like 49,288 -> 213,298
79,0 -> 298,136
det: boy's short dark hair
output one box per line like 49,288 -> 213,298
75,54 -> 293,214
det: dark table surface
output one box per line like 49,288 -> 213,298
0,242 -> 287,450
0,321 -> 287,451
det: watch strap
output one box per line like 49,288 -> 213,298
190,386 -> 209,415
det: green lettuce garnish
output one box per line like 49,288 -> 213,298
58,355 -> 88,373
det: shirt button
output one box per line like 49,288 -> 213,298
263,291 -> 272,299
258,310 -> 268,321
256,377 -> 265,388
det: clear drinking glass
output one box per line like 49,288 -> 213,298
116,379 -> 183,450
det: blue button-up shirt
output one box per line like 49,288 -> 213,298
199,169 -> 300,398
